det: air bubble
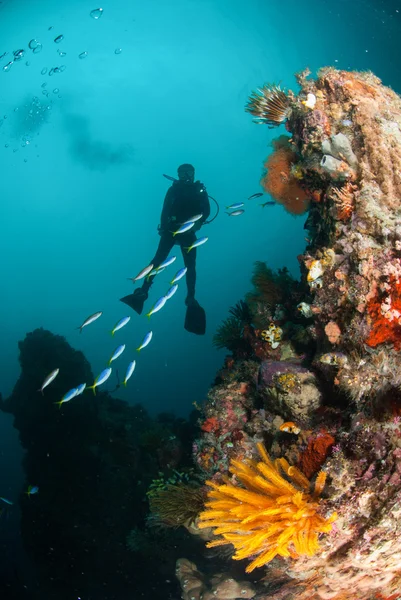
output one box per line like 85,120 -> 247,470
29,39 -> 40,50
53,88 -> 59,94
59,65 -> 66,72
57,50 -> 66,57
33,44 -> 43,54
90,8 -> 103,19
114,48 -> 122,54
3,61 -> 13,72
79,51 -> 88,59
41,67 -> 48,75
13,49 -> 25,61
54,35 -> 64,44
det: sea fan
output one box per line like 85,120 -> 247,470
261,144 -> 310,215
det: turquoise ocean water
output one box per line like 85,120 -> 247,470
0,0 -> 400,597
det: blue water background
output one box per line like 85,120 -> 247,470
0,0 -> 400,583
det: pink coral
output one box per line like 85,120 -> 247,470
324,321 -> 341,344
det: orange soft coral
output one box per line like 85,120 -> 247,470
261,142 -> 310,215
201,417 -> 220,433
366,278 -> 401,350
198,442 -> 336,572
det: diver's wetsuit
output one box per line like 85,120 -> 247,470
140,179 -> 210,299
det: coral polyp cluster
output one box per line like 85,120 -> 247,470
366,277 -> 401,349
198,442 -> 336,572
245,83 -> 292,126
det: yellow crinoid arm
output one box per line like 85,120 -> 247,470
199,443 -> 337,573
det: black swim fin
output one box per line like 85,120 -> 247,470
184,301 -> 206,335
120,289 -> 148,315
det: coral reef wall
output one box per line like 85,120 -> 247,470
180,69 -> 401,600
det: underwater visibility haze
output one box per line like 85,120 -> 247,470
1,0 -> 401,598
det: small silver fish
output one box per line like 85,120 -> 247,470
75,383 -> 87,396
183,213 -> 203,224
226,209 -> 244,217
38,368 -> 59,395
26,485 -> 39,497
108,344 -> 126,366
123,360 -> 136,386
170,267 -> 187,285
111,316 -> 130,336
146,296 -> 167,318
248,192 -> 263,199
184,237 -> 208,253
172,222 -> 195,236
128,264 -> 154,283
260,201 -> 275,208
55,387 -> 78,408
155,256 -> 177,270
88,367 -> 112,395
77,311 -> 103,333
148,267 -> 165,278
136,331 -> 153,352
165,284 -> 178,300
226,202 -> 244,210
0,497 -> 13,506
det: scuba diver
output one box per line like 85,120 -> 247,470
120,163 -> 210,334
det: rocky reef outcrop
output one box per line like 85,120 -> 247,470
0,328 -> 197,600
173,69 -> 401,600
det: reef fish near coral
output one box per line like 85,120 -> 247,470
123,360 -> 136,386
226,209 -> 244,217
76,311 -> 103,333
170,267 -> 187,285
111,316 -> 130,336
146,296 -> 167,319
88,367 -> 112,395
54,387 -> 79,408
184,237 -> 208,253
226,202 -> 244,210
165,284 -> 178,301
0,497 -> 13,505
128,263 -> 154,283
25,485 -> 39,497
108,344 -> 126,365
75,383 -> 87,396
183,213 -> 203,225
38,368 -> 59,395
172,222 -> 195,236
136,331 -> 153,352
153,256 -> 177,271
